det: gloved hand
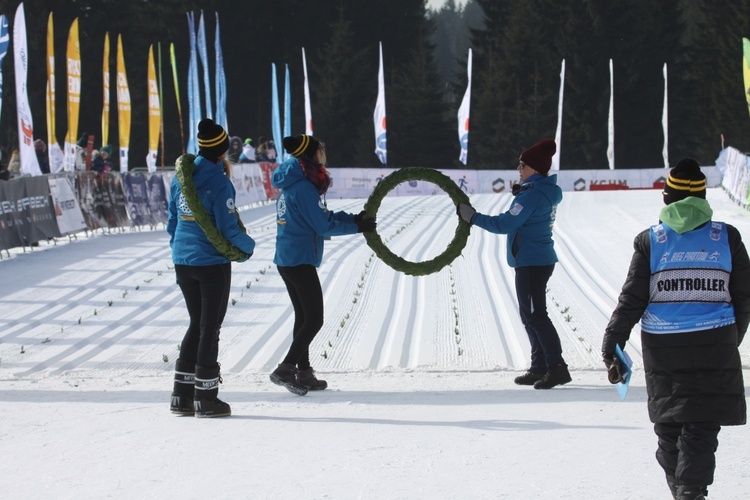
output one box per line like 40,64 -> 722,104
355,210 -> 368,223
456,203 -> 476,224
237,253 -> 252,263
357,217 -> 377,233
603,352 -> 624,384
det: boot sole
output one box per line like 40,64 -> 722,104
270,374 -> 308,396
533,377 -> 572,390
171,409 -> 195,416
195,411 -> 231,418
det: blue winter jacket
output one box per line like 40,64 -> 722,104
167,155 -> 256,266
272,157 -> 358,267
472,173 -> 562,268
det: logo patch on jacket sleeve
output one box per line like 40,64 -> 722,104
509,203 -> 524,216
226,198 -> 236,212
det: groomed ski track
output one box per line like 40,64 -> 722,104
2,188 -> 749,380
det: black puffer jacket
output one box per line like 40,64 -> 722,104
603,223 -> 750,425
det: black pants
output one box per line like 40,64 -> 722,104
514,265 -> 564,372
277,264 -> 324,370
175,263 -> 231,368
654,422 -> 721,487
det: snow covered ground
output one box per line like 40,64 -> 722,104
1,188 -> 749,499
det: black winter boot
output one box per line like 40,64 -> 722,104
297,367 -> 327,390
676,485 -> 707,500
194,365 -> 231,418
170,359 -> 195,415
533,363 -> 572,389
270,363 -> 308,395
514,371 -> 545,386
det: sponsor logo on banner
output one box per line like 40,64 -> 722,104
574,178 -> 586,191
492,178 -> 506,193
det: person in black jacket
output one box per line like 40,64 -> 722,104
602,158 -> 750,500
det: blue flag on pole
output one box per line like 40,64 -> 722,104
215,13 -> 227,131
283,64 -> 291,161
271,64 -> 282,163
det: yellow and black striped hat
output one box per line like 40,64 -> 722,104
663,158 -> 706,204
282,134 -> 320,158
197,118 -> 229,161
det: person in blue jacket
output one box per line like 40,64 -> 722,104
270,134 -> 376,394
167,118 -> 256,418
457,139 -> 571,389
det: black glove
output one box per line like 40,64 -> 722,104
355,210 -> 367,223
456,203 -> 476,224
357,217 -> 376,233
603,353 -> 624,384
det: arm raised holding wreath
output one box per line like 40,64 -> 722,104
458,139 -> 571,390
269,134 -> 374,395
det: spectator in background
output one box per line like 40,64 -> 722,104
75,132 -> 90,171
0,150 -> 8,180
227,136 -> 243,163
8,149 -> 21,178
255,136 -> 270,162
91,145 -> 114,175
34,140 -> 50,174
239,138 -> 255,163
267,140 -> 277,161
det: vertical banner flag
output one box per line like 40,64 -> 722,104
186,12 -> 200,154
607,59 -> 615,170
13,3 -> 42,176
302,47 -> 313,135
373,42 -> 387,165
283,64 -> 291,161
457,48 -> 472,165
64,18 -> 81,172
45,13 -> 63,173
197,10 -> 212,120
662,63 -> 669,168
102,32 -> 110,147
146,44 -> 160,172
116,34 -> 131,172
551,58 -> 565,171
214,13 -> 227,131
742,38 -> 750,118
271,63 -> 282,162
0,14 -> 8,123
170,43 -> 185,154
158,43 -> 165,167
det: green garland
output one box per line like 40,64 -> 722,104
175,154 -> 249,262
363,167 -> 472,276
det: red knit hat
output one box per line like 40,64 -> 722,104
520,139 -> 556,174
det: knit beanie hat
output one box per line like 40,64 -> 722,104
197,118 -> 229,161
663,158 -> 706,205
282,134 -> 320,158
519,139 -> 556,175
100,145 -> 111,155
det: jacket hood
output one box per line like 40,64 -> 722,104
659,197 -> 713,234
525,173 -> 562,204
272,158 -> 306,189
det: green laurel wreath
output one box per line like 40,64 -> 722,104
363,167 -> 472,276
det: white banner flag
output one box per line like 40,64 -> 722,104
302,47 -> 313,136
13,3 -> 42,176
551,59 -> 565,171
607,59 -> 615,170
373,42 -> 387,165
457,49 -> 472,165
662,63 -> 669,168
48,175 -> 86,234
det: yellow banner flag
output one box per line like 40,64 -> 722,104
146,44 -> 161,171
116,33 -> 131,171
46,13 -> 55,148
64,18 -> 81,170
102,32 -> 110,147
743,38 -> 750,117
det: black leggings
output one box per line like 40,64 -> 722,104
277,264 -> 324,370
654,422 -> 721,487
175,263 -> 231,367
